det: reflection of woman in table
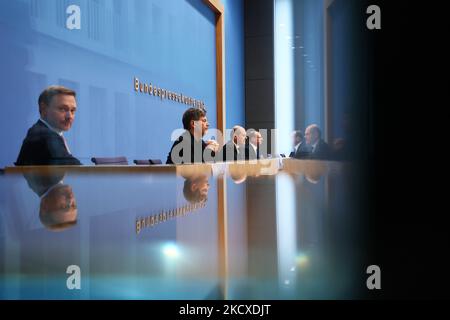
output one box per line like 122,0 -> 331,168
23,172 -> 77,231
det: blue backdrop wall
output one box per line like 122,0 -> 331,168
0,0 -> 244,167
223,0 -> 245,129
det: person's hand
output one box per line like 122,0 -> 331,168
205,140 -> 220,153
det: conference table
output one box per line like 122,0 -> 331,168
0,158 -> 365,299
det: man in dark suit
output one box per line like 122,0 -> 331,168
305,124 -> 331,160
166,107 -> 219,164
289,130 -> 311,159
245,128 -> 263,160
16,86 -> 81,166
221,125 -> 246,162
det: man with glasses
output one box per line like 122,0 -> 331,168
166,107 -> 219,164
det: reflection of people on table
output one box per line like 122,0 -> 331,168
303,162 -> 327,184
16,86 -> 81,166
183,174 -> 210,204
212,161 -> 269,182
23,172 -> 77,231
228,163 -> 248,184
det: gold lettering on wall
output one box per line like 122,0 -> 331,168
134,77 -> 206,109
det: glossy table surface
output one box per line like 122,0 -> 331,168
0,159 -> 365,299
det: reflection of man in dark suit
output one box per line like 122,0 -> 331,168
305,124 -> 331,160
23,172 -> 77,231
183,174 -> 210,204
16,86 -> 81,166
289,130 -> 310,159
228,163 -> 248,184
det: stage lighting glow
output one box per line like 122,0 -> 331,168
162,243 -> 180,259
296,253 -> 309,268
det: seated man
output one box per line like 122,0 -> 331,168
289,130 -> 310,159
16,86 -> 81,165
245,128 -> 263,160
166,107 -> 219,164
305,124 -> 331,160
220,125 -> 247,162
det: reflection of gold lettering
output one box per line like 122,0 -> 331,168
144,84 -> 148,93
135,203 -> 206,234
136,220 -> 141,234
134,77 -> 139,91
149,84 -> 153,95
